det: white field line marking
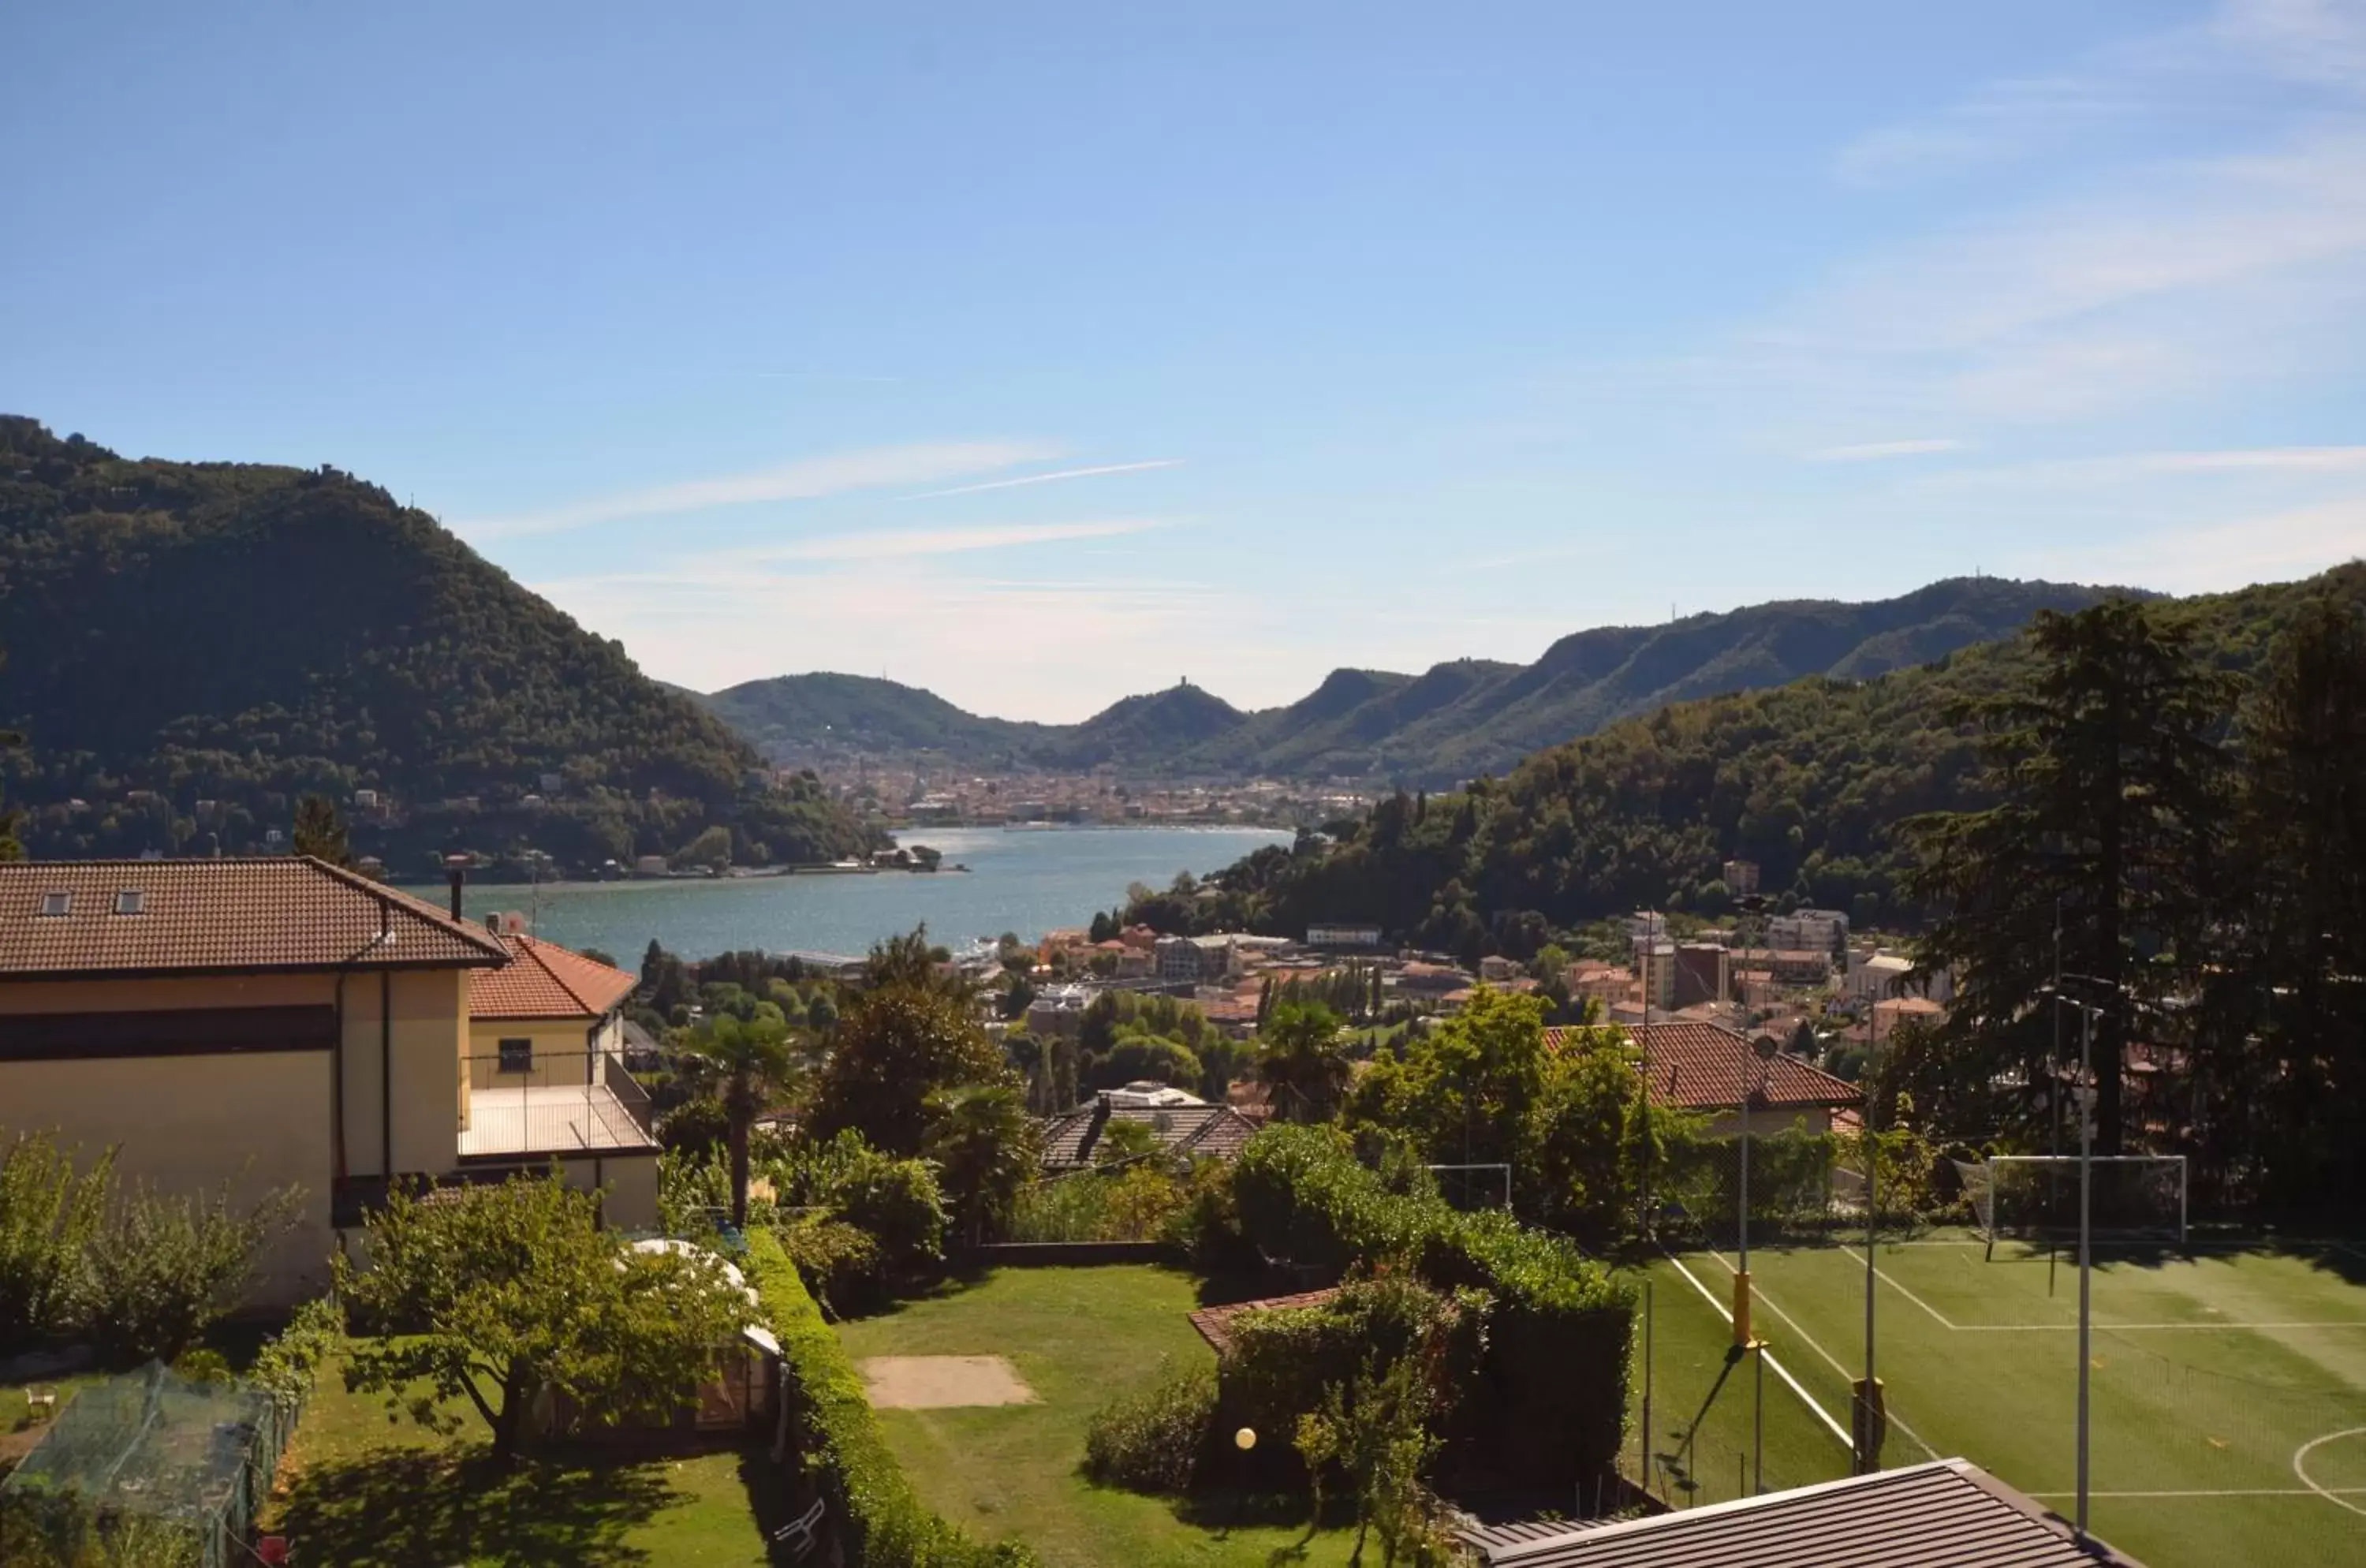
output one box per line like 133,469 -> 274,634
1869,1262 -> 1957,1329
2028,1488 -> 2366,1499
1950,1320 -> 2366,1331
1659,1249 -> 1854,1453
1696,1248 -> 1940,1462
2293,1427 -> 2366,1518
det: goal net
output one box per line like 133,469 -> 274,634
1953,1155 -> 2187,1250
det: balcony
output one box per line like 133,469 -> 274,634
457,1049 -> 659,1158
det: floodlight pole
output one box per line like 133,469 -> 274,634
2076,1001 -> 2094,1540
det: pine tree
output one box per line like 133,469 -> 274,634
2218,597 -> 2366,1205
292,793 -> 351,865
1902,600 -> 2232,1152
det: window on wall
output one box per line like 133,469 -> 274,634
498,1037 -> 532,1073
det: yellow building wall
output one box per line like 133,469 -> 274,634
0,1050 -> 336,1305
465,1017 -> 600,1092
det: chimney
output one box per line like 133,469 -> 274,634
443,854 -> 469,920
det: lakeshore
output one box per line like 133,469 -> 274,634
405,824 -> 1291,961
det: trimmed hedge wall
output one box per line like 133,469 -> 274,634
1230,1126 -> 1636,1486
743,1229 -> 1039,1567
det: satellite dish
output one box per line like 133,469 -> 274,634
1752,1033 -> 1782,1061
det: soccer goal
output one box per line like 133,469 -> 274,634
1953,1155 -> 2187,1256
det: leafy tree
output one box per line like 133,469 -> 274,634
923,1084 -> 1042,1243
1001,973 -> 1038,1021
337,1172 -> 748,1462
292,793 -> 350,865
806,984 -> 1012,1156
1293,1352 -> 1446,1567
85,1180 -> 301,1364
1093,1118 -> 1163,1167
1903,600 -> 2233,1152
1088,1033 -> 1203,1092
672,823 -> 733,871
678,1012 -> 800,1228
862,924 -> 979,1001
0,1132 -> 111,1346
1255,1000 -> 1351,1122
1347,987 -> 1548,1172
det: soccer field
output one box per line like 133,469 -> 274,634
1634,1236 -> 2366,1568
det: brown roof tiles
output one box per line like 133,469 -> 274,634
0,858 -> 507,979
468,933 -> 639,1020
1545,1021 -> 1860,1113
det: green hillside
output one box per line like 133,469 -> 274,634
0,417 -> 879,873
704,579 -> 2118,783
703,672 -> 1057,770
1145,564 -> 2366,955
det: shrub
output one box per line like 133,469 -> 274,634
657,1096 -> 730,1157
742,1229 -> 1039,1566
85,1182 -> 300,1365
1081,1359 -> 1217,1494
1223,1271 -> 1487,1487
250,1296 -> 344,1413
778,1215 -> 884,1317
1224,1125 -> 1635,1488
775,1131 -> 948,1281
0,1132 -> 110,1346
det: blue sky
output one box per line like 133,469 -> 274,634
6,1 -> 2365,721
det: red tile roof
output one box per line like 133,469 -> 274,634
1187,1289 -> 1341,1357
1545,1020 -> 1860,1112
0,857 -> 508,979
468,933 -> 639,1020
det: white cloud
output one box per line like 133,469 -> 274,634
1834,74 -> 2140,188
2027,491 -> 2366,592
457,440 -> 1062,538
715,517 -> 1172,564
1805,439 -> 1965,463
1832,1 -> 2366,189
900,459 -> 1184,502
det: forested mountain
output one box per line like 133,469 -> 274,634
704,578 -> 2118,782
703,673 -> 1058,770
0,417 -> 879,872
1134,565 -> 2366,958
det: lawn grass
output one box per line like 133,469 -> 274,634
258,1348 -> 775,1566
1654,1237 -> 2366,1568
832,1265 -> 1365,1568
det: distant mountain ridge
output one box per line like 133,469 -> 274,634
702,577 -> 2126,785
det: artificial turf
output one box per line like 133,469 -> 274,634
1639,1236 -> 2366,1568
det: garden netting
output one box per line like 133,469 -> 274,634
0,1361 -> 292,1568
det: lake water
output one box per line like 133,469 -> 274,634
405,825 -> 1290,962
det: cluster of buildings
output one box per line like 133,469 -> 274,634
1584,902 -> 1950,1047
812,762 -> 1366,829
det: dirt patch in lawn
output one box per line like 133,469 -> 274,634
860,1356 -> 1038,1409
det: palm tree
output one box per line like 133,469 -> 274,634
923,1083 -> 1041,1244
1254,1000 -> 1350,1122
680,1013 -> 799,1229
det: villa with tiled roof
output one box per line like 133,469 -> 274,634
0,858 -> 659,1303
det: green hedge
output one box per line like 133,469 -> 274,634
742,1228 -> 1037,1568
1230,1126 -> 1636,1486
